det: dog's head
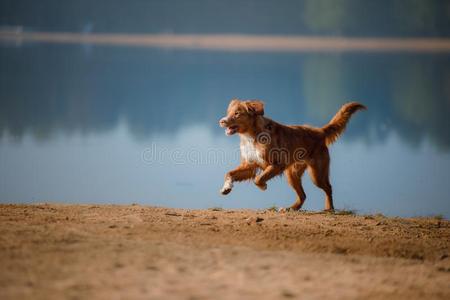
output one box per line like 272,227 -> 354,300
219,99 -> 264,135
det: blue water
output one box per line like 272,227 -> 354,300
1,44 -> 449,217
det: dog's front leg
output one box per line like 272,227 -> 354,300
254,165 -> 284,191
220,164 -> 257,195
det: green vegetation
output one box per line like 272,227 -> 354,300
432,214 -> 444,220
332,209 -> 356,215
265,205 -> 279,212
209,207 -> 223,212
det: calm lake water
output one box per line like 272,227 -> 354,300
1,43 -> 449,218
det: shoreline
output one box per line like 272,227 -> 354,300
2,31 -> 450,53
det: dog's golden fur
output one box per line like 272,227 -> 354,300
219,99 -> 366,211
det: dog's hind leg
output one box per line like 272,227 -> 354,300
221,164 -> 257,195
307,148 -> 334,211
285,163 -> 307,210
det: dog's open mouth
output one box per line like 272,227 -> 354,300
225,125 -> 239,136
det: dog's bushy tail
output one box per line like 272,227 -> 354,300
322,102 -> 366,145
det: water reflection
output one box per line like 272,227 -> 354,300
0,44 -> 449,217
1,45 -> 449,149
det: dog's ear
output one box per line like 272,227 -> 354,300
244,100 -> 264,116
228,99 -> 240,110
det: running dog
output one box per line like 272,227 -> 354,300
219,99 -> 366,211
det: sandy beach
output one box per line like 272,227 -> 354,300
0,204 -> 449,300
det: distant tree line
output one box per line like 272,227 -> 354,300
1,0 -> 449,37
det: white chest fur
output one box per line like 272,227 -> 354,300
240,135 -> 264,164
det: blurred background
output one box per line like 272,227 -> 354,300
0,0 -> 449,217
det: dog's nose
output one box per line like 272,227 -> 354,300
219,117 -> 228,127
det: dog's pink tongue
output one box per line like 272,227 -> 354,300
225,127 -> 237,135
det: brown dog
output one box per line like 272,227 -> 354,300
219,99 -> 366,211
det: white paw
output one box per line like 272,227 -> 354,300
220,179 -> 233,195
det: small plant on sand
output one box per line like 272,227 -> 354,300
333,209 -> 356,215
374,213 -> 386,219
432,214 -> 444,220
209,207 -> 223,211
267,205 -> 278,212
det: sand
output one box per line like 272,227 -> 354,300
0,204 -> 449,300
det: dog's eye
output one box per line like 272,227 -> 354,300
234,112 -> 240,117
